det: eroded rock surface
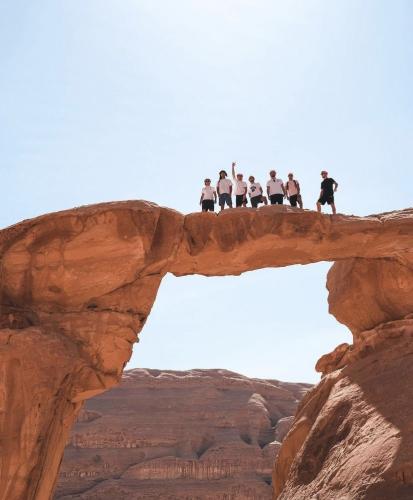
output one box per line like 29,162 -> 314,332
274,252 -> 413,498
0,202 -> 181,499
274,318 -> 413,499
327,256 -> 413,335
0,201 -> 412,499
55,369 -> 310,499
171,207 -> 413,277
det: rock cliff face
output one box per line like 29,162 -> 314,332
0,201 -> 412,500
55,368 -> 310,499
273,261 -> 413,498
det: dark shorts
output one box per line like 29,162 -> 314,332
202,199 -> 214,212
236,194 -> 247,207
251,195 -> 262,208
318,194 -> 334,205
219,193 -> 232,207
270,194 -> 284,205
289,194 -> 298,207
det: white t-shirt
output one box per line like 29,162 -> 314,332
248,182 -> 262,198
286,180 -> 299,196
266,178 -> 284,195
217,178 -> 233,194
234,179 -> 247,196
202,186 -> 216,200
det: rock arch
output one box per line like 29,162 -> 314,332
0,201 -> 412,499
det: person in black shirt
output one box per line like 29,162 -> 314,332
317,171 -> 338,214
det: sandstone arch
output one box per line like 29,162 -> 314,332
0,201 -> 412,499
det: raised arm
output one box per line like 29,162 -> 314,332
231,162 -> 236,179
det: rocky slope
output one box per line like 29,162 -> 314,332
274,318 -> 413,500
55,368 -> 310,499
0,201 -> 412,499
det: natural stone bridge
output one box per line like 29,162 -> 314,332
0,201 -> 412,499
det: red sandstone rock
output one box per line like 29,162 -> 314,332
170,207 -> 413,277
0,201 -> 412,499
55,369 -> 309,499
274,417 -> 295,443
274,318 -> 413,499
327,257 -> 413,335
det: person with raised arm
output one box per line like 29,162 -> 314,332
216,170 -> 233,211
266,170 -> 286,205
231,162 -> 248,207
199,178 -> 217,212
317,170 -> 338,214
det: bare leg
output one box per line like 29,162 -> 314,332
317,202 -> 321,213
331,203 -> 337,215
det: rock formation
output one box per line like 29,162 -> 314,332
55,368 -> 310,499
273,259 -> 413,497
0,201 -> 412,499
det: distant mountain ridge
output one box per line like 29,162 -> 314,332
56,368 -> 311,499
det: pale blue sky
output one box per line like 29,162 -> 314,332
1,1 -> 412,382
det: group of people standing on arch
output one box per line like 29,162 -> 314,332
199,162 -> 339,214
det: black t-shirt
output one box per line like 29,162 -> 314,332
321,178 -> 336,196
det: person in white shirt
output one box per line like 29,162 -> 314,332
248,176 -> 268,208
231,161 -> 247,207
216,170 -> 233,211
199,178 -> 217,212
285,173 -> 303,208
266,170 -> 286,205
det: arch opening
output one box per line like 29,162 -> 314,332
129,263 -> 351,383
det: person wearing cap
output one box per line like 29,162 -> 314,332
266,170 -> 286,205
231,161 -> 248,207
285,173 -> 302,208
216,170 -> 233,211
200,178 -> 217,212
317,171 -> 338,214
248,176 -> 267,208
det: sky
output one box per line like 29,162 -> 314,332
1,0 -> 412,382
